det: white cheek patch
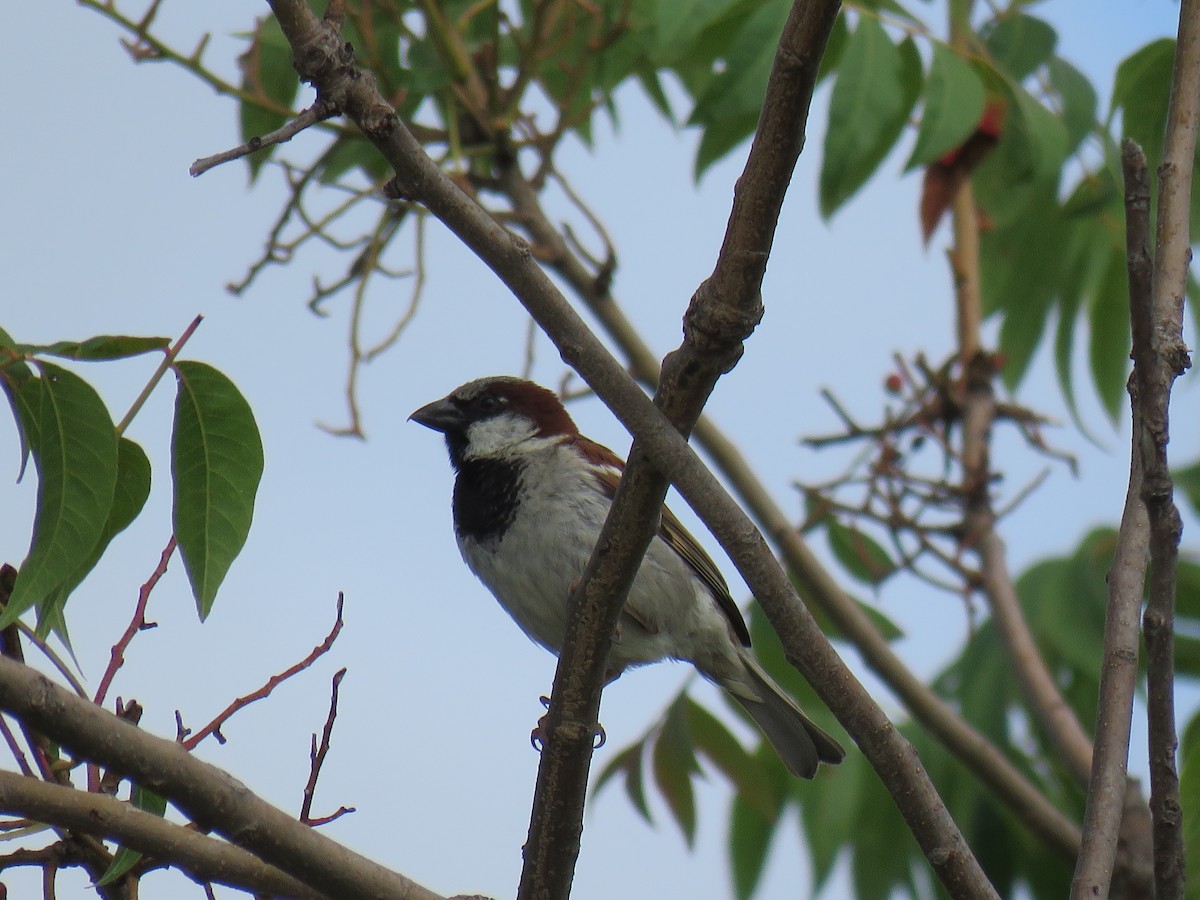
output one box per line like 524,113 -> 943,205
463,412 -> 549,459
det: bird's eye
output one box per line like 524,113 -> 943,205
476,394 -> 502,413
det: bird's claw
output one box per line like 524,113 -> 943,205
529,696 -> 606,751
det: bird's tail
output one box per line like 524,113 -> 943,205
724,650 -> 844,779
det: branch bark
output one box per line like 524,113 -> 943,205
1140,3 -> 1200,896
0,655 -> 445,900
1071,141 -> 1154,900
0,770 -> 327,899
260,1 -> 999,895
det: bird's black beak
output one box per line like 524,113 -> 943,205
409,396 -> 464,434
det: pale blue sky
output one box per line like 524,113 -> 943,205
1,2 -> 1194,898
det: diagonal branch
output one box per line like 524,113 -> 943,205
0,655 -> 445,900
0,769 -> 327,900
260,1 -> 999,895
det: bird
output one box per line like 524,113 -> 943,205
410,376 -> 844,778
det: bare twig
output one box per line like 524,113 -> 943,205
93,537 -> 174,709
182,593 -> 344,750
299,668 -> 353,827
190,99 -> 339,177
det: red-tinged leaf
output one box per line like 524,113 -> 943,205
906,43 -> 987,172
918,99 -> 1005,242
651,696 -> 700,846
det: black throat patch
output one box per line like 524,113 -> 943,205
452,457 -> 524,542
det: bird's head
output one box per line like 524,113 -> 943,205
409,376 -> 578,466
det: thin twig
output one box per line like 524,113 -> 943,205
299,667 -> 354,827
92,536 -> 174,709
190,100 -> 339,177
182,593 -> 344,751
115,316 -> 203,436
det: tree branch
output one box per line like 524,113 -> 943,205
518,3 -> 841,894
0,656 -> 445,900
1071,140 -> 1156,900
1140,2 -> 1200,894
190,99 -> 339,177
259,1 -> 1004,895
0,770 -> 327,899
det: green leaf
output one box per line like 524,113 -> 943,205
799,751 -> 863,890
685,696 -> 778,819
688,0 -> 791,178
650,0 -> 743,65
0,331 -> 38,482
595,741 -> 654,825
1088,251 -> 1131,423
14,336 -> 170,362
38,438 -> 152,635
819,20 -> 922,217
729,765 -> 784,900
905,42 -> 986,170
651,696 -> 700,846
1176,459 -> 1200,518
171,361 -> 264,619
850,768 -> 921,900
826,520 -> 897,586
1176,557 -> 1200,621
238,16 -> 302,180
3,364 -> 118,627
1111,39 -> 1175,169
1182,710 -> 1200,897
981,12 -> 1057,81
95,784 -> 168,887
1047,56 -> 1097,155
1008,81 -> 1070,182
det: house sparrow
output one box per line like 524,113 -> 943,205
410,376 -> 844,778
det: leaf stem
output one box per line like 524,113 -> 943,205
115,315 -> 203,437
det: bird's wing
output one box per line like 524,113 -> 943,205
574,436 -> 752,648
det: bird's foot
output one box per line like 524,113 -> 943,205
530,695 -> 606,751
